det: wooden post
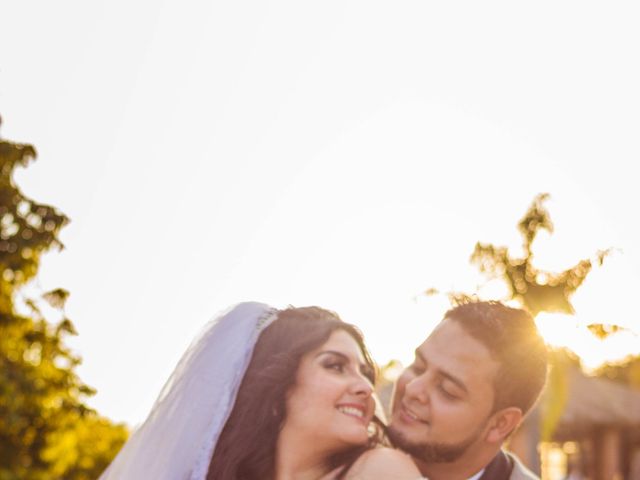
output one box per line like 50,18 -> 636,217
595,427 -> 622,480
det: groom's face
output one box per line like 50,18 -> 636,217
388,318 -> 500,463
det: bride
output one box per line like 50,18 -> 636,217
100,302 -> 424,479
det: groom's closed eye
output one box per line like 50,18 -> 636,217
438,380 -> 462,400
408,352 -> 468,398
432,371 -> 469,403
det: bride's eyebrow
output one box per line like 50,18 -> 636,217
315,350 -> 348,361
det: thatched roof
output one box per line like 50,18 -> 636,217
553,366 -> 640,439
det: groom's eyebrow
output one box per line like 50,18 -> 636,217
415,349 -> 468,394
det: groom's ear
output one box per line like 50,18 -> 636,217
485,407 -> 522,444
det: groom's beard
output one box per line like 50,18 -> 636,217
387,424 -> 482,463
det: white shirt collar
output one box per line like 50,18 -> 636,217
467,469 -> 485,480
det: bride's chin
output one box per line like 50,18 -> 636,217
341,428 -> 372,446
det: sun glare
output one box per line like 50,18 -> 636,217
535,312 -> 640,370
529,235 -> 640,371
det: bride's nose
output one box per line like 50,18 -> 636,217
351,374 -> 373,397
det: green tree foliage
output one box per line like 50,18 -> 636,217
468,193 -> 615,441
538,349 -> 570,442
471,193 -> 610,316
0,117 -> 127,480
471,193 -> 611,317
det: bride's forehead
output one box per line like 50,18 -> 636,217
314,330 -> 365,359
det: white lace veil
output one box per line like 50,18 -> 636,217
99,301 -> 278,480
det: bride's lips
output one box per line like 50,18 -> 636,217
336,402 -> 369,425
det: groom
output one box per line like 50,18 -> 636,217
388,301 -> 547,480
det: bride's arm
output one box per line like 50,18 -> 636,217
343,447 -> 426,479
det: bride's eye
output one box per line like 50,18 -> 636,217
324,360 -> 346,373
360,365 -> 375,383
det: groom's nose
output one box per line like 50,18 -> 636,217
404,372 -> 430,405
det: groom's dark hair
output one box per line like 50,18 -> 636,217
444,301 -> 548,416
207,306 -> 384,480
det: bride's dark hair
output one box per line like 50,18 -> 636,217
207,306 -> 384,480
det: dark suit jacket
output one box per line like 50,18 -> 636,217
478,450 -> 539,480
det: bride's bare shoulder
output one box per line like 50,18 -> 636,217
343,447 -> 424,479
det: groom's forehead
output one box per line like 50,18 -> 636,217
417,319 -> 495,369
422,317 -> 461,345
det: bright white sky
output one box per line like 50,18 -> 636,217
2,1 -> 639,426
